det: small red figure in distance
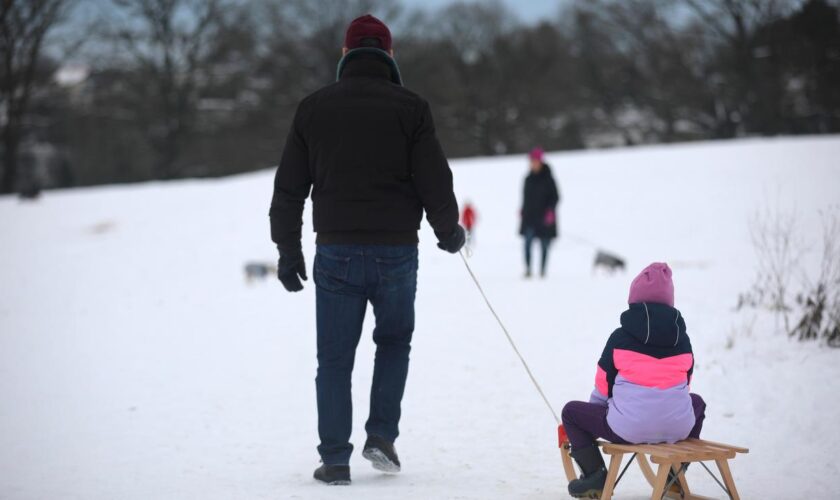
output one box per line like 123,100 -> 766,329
461,202 -> 477,251
461,202 -> 476,233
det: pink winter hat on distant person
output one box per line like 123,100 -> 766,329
628,262 -> 674,307
529,147 -> 544,161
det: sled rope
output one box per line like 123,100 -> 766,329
458,249 -> 560,424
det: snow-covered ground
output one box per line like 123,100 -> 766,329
2,136 -> 839,499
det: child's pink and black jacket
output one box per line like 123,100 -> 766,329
590,302 -> 696,444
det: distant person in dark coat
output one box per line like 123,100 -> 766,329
520,147 -> 560,278
269,14 -> 465,486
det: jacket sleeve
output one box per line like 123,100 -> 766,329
269,105 -> 312,254
590,330 -> 620,405
409,100 -> 459,238
549,176 -> 560,208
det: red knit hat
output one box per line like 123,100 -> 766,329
344,14 -> 392,51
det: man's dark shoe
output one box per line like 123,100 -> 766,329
568,445 -> 607,498
313,464 -> 350,485
362,435 -> 401,473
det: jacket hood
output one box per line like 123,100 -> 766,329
336,48 -> 403,86
620,302 -> 686,347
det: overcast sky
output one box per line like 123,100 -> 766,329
401,0 -> 568,24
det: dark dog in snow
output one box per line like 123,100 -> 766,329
593,250 -> 625,273
244,262 -> 277,283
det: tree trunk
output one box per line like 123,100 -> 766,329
154,125 -> 180,180
1,123 -> 20,194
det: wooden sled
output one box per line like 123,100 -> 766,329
559,427 -> 748,500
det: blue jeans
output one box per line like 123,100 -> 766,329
523,227 -> 551,275
314,244 -> 418,465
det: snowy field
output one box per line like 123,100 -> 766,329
2,136 -> 840,499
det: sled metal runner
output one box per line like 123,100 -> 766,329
559,434 -> 749,500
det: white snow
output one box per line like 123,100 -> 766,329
2,136 -> 839,499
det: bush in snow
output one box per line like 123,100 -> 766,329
737,205 -> 803,332
739,206 -> 840,348
790,210 -> 840,347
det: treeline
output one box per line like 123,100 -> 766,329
2,0 -> 839,192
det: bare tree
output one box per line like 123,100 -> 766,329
258,0 -> 401,89
0,0 -> 73,194
682,0 -> 798,135
584,0 -> 717,142
108,0 -> 224,179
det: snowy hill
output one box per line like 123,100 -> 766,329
2,136 -> 839,499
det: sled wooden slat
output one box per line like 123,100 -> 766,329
601,442 -> 679,459
671,441 -> 736,460
676,440 -> 735,455
560,438 -> 748,500
650,443 -> 730,461
685,438 -> 749,454
603,443 -> 696,464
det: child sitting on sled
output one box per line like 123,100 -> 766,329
561,262 -> 706,499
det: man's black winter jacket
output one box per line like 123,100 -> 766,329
270,50 -> 459,253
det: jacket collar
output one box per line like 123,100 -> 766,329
620,302 -> 686,347
336,48 -> 403,86
529,163 -> 552,178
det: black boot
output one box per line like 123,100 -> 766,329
568,445 -> 607,499
362,435 -> 401,473
313,464 -> 350,485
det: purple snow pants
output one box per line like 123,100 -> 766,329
561,393 -> 706,451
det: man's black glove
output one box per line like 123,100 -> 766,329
436,225 -> 466,254
277,250 -> 308,292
